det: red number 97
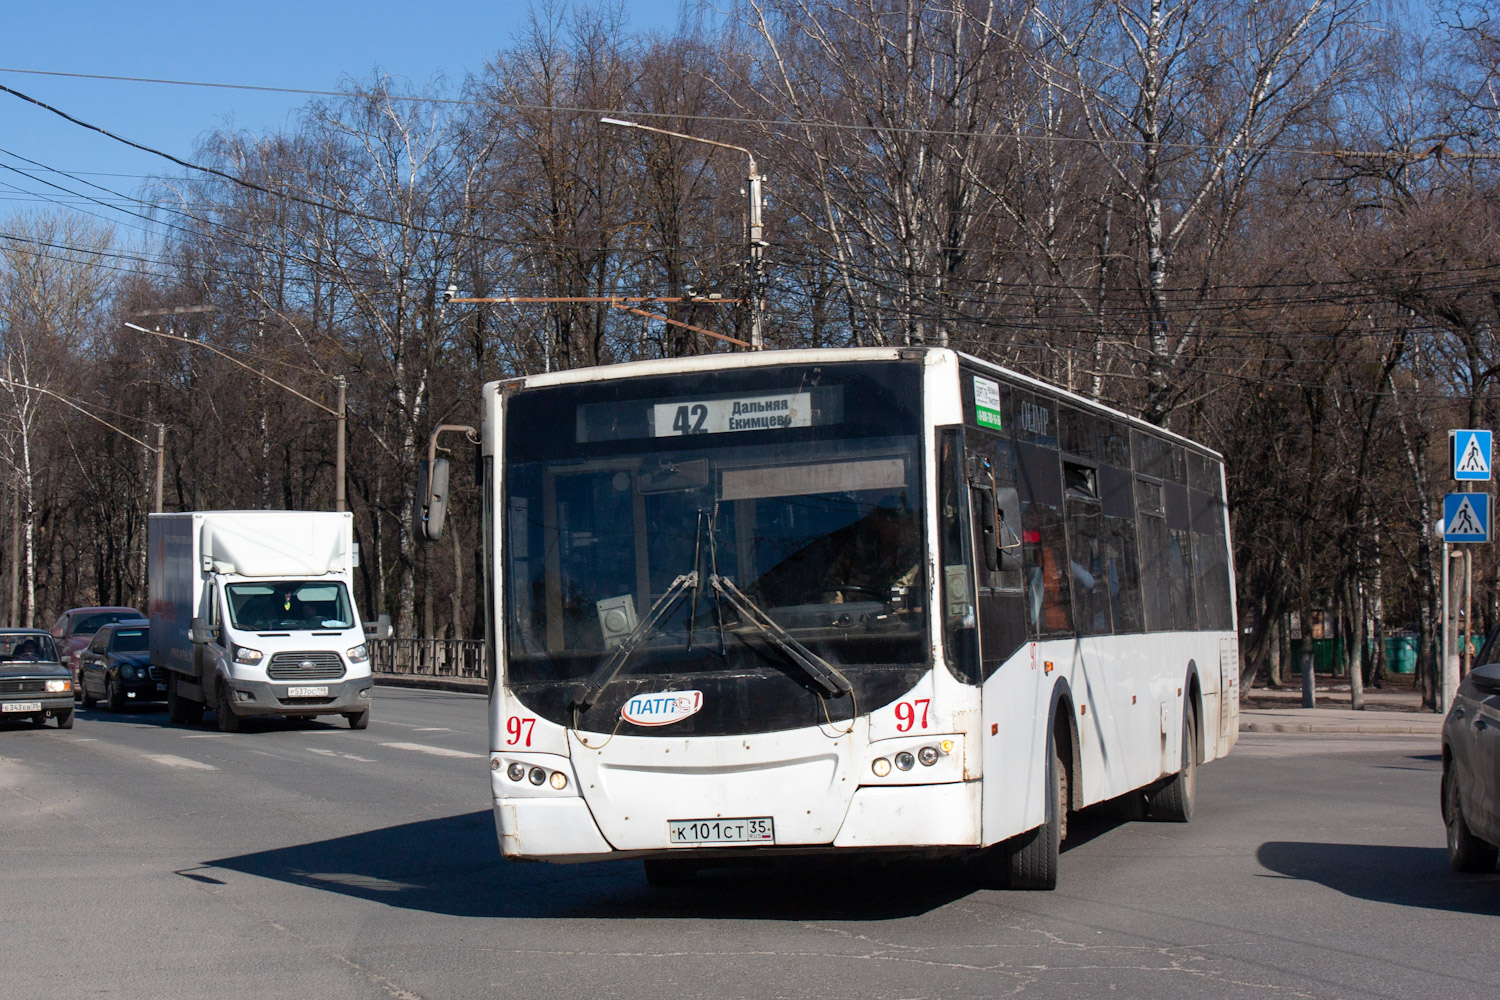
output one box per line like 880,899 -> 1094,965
505,716 -> 535,746
894,699 -> 930,733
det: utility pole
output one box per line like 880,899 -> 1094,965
600,117 -> 766,350
335,376 -> 347,513
154,423 -> 165,514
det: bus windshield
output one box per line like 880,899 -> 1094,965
502,361 -> 929,732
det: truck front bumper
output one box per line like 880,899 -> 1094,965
223,677 -> 372,717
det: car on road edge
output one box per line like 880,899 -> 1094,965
0,628 -> 74,729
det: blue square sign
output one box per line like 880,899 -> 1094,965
1444,492 -> 1490,543
1452,429 -> 1492,481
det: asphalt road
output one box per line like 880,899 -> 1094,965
1,687 -> 1494,1000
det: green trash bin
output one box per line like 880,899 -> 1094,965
1385,635 -> 1417,674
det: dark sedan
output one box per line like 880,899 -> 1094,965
1442,642 -> 1500,872
79,621 -> 163,711
0,629 -> 74,729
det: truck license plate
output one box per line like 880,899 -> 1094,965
287,686 -> 329,698
667,817 -> 774,847
3,702 -> 42,713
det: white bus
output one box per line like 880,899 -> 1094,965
427,346 -> 1237,888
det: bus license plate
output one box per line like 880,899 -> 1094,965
3,702 -> 42,713
287,686 -> 328,698
668,817 -> 774,847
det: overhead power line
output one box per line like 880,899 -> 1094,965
4,67 -> 1499,163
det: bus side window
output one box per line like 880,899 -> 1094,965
1023,502 -> 1073,636
938,428 -> 979,683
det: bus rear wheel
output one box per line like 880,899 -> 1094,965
1147,705 -> 1197,822
1005,733 -> 1065,890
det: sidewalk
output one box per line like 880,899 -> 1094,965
374,673 -> 486,695
1239,681 -> 1445,735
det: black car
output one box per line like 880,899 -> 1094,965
0,628 -> 74,729
79,620 -> 163,711
1441,643 -> 1500,872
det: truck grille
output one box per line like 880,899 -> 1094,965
0,679 -> 45,694
267,651 -> 346,680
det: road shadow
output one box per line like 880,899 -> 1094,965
1258,842 -> 1500,915
205,810 -> 984,920
74,704 -> 168,724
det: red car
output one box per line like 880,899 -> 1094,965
50,606 -> 145,698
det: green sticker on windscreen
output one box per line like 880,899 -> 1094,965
974,376 -> 1002,430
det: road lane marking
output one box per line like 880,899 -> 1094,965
308,747 -> 378,763
180,733 -> 232,738
413,727 -> 452,732
380,742 -> 483,759
145,753 -> 218,770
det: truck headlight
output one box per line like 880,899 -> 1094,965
233,646 -> 264,665
45,679 -> 72,693
346,644 -> 369,663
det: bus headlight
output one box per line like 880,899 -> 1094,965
549,771 -> 568,790
507,762 -> 526,782
528,767 -> 547,786
894,751 -> 915,771
917,746 -> 940,767
872,757 -> 892,778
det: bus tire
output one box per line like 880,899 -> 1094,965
643,859 -> 697,887
1148,704 -> 1197,822
1006,734 -> 1063,890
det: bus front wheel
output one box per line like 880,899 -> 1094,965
1005,733 -> 1065,890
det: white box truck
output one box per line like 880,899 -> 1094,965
148,511 -> 387,731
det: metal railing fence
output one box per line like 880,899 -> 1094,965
369,637 -> 486,680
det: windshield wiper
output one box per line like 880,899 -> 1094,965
708,575 -> 852,699
571,572 -> 698,714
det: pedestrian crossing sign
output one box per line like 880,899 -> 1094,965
1451,429 -> 1491,481
1444,492 -> 1490,543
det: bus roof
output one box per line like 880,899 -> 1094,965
486,346 -> 1222,461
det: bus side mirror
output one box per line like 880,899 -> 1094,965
978,489 -> 999,572
417,458 -> 450,541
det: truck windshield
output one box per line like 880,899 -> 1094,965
502,360 -> 930,734
226,582 -> 355,631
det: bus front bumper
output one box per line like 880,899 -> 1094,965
494,781 -> 980,862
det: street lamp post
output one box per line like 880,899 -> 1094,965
601,117 -> 765,350
126,323 -> 347,512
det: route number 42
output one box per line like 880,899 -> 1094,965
505,716 -> 536,747
894,699 -> 930,733
672,404 -> 709,435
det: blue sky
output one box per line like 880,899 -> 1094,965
0,1 -> 688,234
